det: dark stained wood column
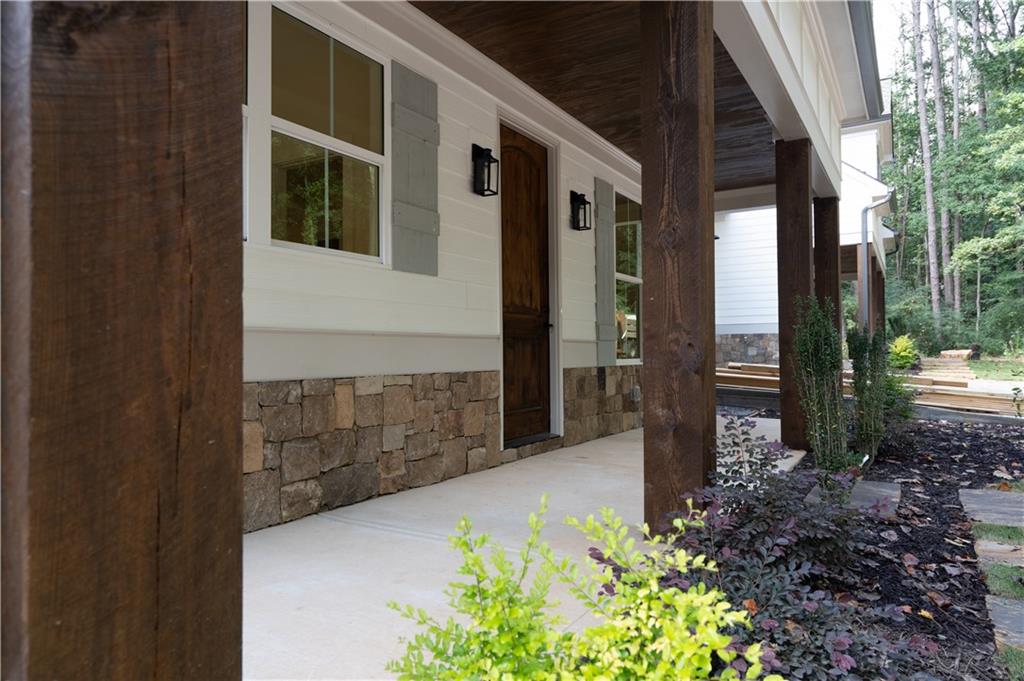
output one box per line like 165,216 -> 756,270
813,197 -> 842,332
776,139 -> 813,451
640,1 -> 715,526
2,4 -> 243,679
873,258 -> 887,336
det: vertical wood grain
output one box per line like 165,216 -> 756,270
640,1 -> 715,527
776,139 -> 813,451
2,3 -> 243,678
813,197 -> 841,332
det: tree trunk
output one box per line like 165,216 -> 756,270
973,0 -> 987,128
975,264 -> 982,334
927,0 -> 953,305
952,0 -> 963,314
914,0 -> 943,329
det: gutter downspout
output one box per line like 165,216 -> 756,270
859,191 -> 893,330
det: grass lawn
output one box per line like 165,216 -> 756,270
971,358 -> 1024,381
973,523 -> 1024,544
985,563 -> 1024,599
1000,646 -> 1024,681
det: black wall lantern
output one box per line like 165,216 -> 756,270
471,144 -> 499,197
570,191 -> 592,231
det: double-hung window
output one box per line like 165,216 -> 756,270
269,7 -> 385,259
614,193 -> 642,360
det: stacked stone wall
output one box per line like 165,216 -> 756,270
242,366 -> 644,532
243,371 -> 500,532
562,365 -> 643,447
715,333 -> 780,366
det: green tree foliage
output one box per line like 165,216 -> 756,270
886,3 -> 1023,356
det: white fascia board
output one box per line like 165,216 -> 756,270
815,0 -> 868,122
715,1 -> 842,197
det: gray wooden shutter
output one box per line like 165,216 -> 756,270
391,62 -> 439,275
594,177 -> 616,366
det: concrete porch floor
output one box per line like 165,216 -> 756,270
243,418 -> 798,680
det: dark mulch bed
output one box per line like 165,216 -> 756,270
830,420 -> 1024,680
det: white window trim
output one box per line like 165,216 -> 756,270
614,197 -> 643,364
247,1 -> 392,268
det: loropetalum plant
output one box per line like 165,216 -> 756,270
792,296 -> 855,474
848,327 -> 889,468
715,416 -> 789,491
388,497 -> 783,681
667,474 -> 922,680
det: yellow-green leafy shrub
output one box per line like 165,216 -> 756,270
888,334 -> 919,370
388,498 -> 782,681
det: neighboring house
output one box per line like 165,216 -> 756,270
714,88 -> 893,366
240,0 -> 886,531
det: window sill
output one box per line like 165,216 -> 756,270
261,239 -> 389,270
616,358 -> 642,366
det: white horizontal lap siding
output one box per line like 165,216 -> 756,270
714,207 -> 779,334
245,0 -> 646,379
244,1 -> 502,342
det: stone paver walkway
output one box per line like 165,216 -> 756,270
806,479 -> 901,519
960,488 -> 1024,526
975,538 -> 1024,567
961,487 -> 1024,652
988,595 -> 1024,648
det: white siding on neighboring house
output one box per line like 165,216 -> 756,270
714,207 -> 779,334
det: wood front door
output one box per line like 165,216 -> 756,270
500,125 -> 551,443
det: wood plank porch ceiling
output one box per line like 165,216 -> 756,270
413,1 -> 776,191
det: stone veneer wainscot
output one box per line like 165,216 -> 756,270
242,367 -> 643,532
715,333 -> 780,366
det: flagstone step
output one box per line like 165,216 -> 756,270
975,539 -> 1024,567
806,479 -> 901,519
987,595 -> 1024,649
960,488 -> 1024,527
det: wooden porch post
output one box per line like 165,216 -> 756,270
640,1 -> 715,527
776,139 -> 813,451
813,197 -> 842,332
2,4 -> 243,679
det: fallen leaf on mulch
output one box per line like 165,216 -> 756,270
742,598 -> 758,615
928,591 -> 952,608
903,553 -> 920,574
881,530 -> 899,541
991,464 -> 1015,481
918,609 -> 934,620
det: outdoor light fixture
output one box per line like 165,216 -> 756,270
471,144 -> 499,196
570,191 -> 592,231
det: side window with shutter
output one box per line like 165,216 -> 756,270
594,177 -> 616,366
391,62 -> 440,275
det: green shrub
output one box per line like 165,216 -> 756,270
389,498 -> 782,681
888,335 -> 919,370
793,296 -> 853,472
883,374 -> 915,430
848,327 -> 888,468
387,500 -> 568,680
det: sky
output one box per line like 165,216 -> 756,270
873,0 -> 904,79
